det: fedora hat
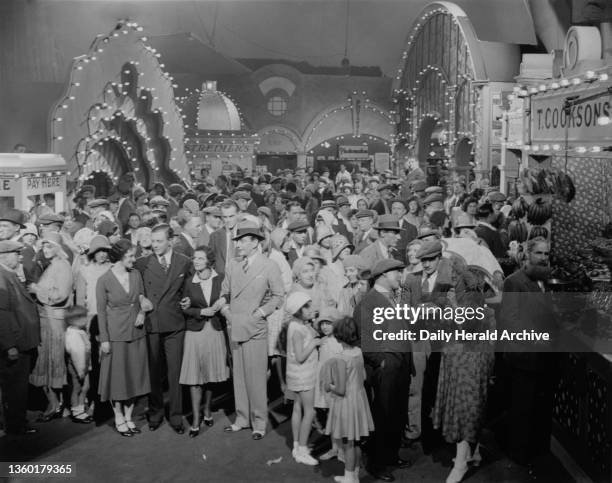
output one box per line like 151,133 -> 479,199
0,208 -> 26,228
232,225 -> 265,241
373,214 -> 402,231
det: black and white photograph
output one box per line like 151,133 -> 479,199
0,0 -> 611,482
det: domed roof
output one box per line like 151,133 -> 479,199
197,90 -> 241,131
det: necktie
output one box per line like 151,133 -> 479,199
242,258 -> 249,273
421,274 -> 430,294
159,256 -> 168,272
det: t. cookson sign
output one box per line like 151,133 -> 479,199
530,81 -> 612,146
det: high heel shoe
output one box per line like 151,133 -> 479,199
39,404 -> 64,422
189,426 -> 200,438
126,420 -> 141,434
203,417 -> 214,427
115,422 -> 134,437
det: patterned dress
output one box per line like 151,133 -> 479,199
286,320 -> 318,392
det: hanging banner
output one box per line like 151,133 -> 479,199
185,135 -> 256,178
530,81 -> 612,146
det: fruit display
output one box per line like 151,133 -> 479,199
508,220 -> 528,242
529,225 -> 549,239
519,167 -> 576,202
511,196 -> 529,219
527,197 -> 553,225
591,237 -> 612,258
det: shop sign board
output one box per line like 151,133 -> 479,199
0,178 -> 17,196
185,135 -> 256,178
530,82 -> 612,145
339,145 -> 369,160
374,152 -> 390,172
23,175 -> 66,196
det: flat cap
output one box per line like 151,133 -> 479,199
371,259 -> 405,279
237,183 -> 254,192
87,198 -> 110,209
424,186 -> 444,195
373,214 -> 402,231
0,240 -> 24,253
232,190 -> 252,201
417,224 -> 440,240
270,177 -> 282,184
288,220 -> 310,232
320,200 -> 337,209
149,196 -> 170,207
488,191 -> 507,202
335,196 -> 350,207
168,183 -> 186,197
415,240 -> 443,259
422,193 -> 444,206
355,209 -> 375,219
377,184 -> 393,192
37,213 -> 64,225
257,206 -> 273,220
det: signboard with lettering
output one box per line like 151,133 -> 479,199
339,145 -> 370,160
24,175 -> 66,196
185,135 -> 256,178
530,82 -> 612,146
0,178 -> 17,196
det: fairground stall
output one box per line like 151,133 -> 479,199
501,21 -> 612,483
0,153 -> 67,213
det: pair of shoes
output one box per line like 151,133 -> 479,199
171,425 -> 185,435
390,458 -> 412,469
203,417 -> 214,427
115,422 -> 134,437
70,412 -> 93,424
366,467 -> 395,482
148,420 -> 163,431
319,447 -> 338,461
189,426 -> 200,438
294,447 -> 318,466
252,431 -> 265,440
224,424 -> 246,433
126,421 -> 141,434
446,465 -> 468,483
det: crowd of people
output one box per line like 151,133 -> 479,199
0,163 -> 558,483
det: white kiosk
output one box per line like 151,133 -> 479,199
0,153 -> 67,213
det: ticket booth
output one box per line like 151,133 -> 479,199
0,153 -> 67,213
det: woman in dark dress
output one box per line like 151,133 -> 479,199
179,245 -> 229,437
96,239 -> 152,437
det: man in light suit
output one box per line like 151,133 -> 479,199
208,200 -> 240,275
360,215 -> 402,270
135,224 -> 192,434
0,241 -> 40,435
218,223 -> 284,439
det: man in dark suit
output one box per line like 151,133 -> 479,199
499,237 -> 558,472
372,184 -> 394,215
391,200 -> 418,261
135,224 -> 192,434
474,202 -> 507,258
0,241 -> 40,435
353,210 -> 377,254
173,215 -> 202,259
209,200 -> 240,275
355,259 -> 413,482
360,215 -> 402,270
286,220 -> 309,267
233,191 -> 259,217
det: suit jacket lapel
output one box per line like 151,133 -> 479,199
158,252 -> 181,299
233,254 -> 263,297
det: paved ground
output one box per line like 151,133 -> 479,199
1,402 -> 573,483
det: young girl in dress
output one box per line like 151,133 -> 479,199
314,309 -> 344,461
324,317 -> 374,483
285,291 -> 321,466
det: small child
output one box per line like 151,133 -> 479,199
324,317 -> 374,483
285,292 -> 321,466
314,308 -> 344,462
64,305 -> 93,424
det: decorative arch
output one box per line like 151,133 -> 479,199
198,90 -> 242,131
50,20 -> 189,189
303,102 -> 394,153
392,2 -> 484,171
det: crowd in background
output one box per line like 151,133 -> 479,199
0,162 -> 558,483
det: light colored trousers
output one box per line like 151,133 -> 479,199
406,351 -> 428,439
232,337 -> 268,433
